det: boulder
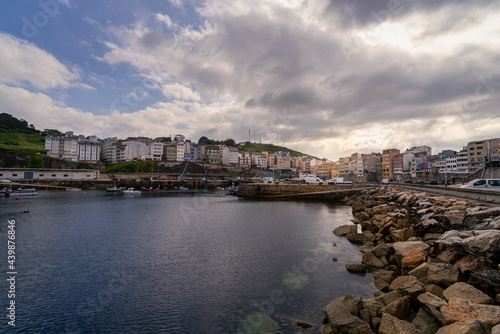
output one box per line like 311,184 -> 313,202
361,252 -> 386,269
354,211 -> 371,222
346,232 -> 373,246
425,284 -> 445,300
371,204 -> 392,216
427,263 -> 460,287
389,275 -> 425,299
414,218 -> 450,236
417,292 -> 447,324
493,324 -> 500,334
443,282 -> 494,305
455,255 -> 497,277
436,320 -> 490,334
379,313 -> 422,334
390,228 -> 417,242
323,298 -> 372,334
362,291 -> 402,318
469,269 -> 500,298
401,251 -> 427,271
374,270 -> 397,284
393,241 -> 431,267
374,279 -> 390,292
411,307 -> 442,334
441,297 -> 500,326
345,264 -> 367,275
380,296 -> 411,320
334,225 -> 357,236
435,247 -> 467,264
352,201 -> 366,214
336,295 -> 363,317
462,230 -> 500,260
360,220 -> 380,233
463,207 -> 500,229
371,243 -> 392,258
409,263 -> 429,284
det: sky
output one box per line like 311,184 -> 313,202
0,0 -> 499,160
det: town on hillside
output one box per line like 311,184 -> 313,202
42,130 -> 500,183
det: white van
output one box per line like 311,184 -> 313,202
304,177 -> 324,185
460,179 -> 500,191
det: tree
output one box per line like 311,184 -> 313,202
198,136 -> 209,144
27,154 -> 43,168
223,138 -> 236,147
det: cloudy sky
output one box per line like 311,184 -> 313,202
1,0 -> 499,160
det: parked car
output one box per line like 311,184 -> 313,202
405,180 -> 412,183
417,180 -> 425,184
429,180 -> 438,185
460,179 -> 500,191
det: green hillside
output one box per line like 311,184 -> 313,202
0,129 -> 46,153
235,142 -> 314,158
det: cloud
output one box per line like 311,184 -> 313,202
0,32 -> 91,91
61,1 -> 500,157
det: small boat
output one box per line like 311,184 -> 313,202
66,188 -> 82,191
106,187 -> 122,193
225,186 -> 238,196
179,187 -> 189,190
122,188 -> 141,194
7,188 -> 38,197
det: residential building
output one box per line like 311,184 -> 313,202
176,142 -> 186,162
438,150 -> 457,161
101,137 -> 119,164
362,156 -> 380,174
221,146 -> 239,166
382,149 -> 400,179
45,132 -> 79,161
239,153 -> 252,168
78,137 -> 101,163
317,162 -> 334,179
164,145 -> 177,162
456,149 -> 469,173
338,157 -> 350,176
205,146 -> 220,164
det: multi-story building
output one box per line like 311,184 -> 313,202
101,137 -> 119,164
151,141 -> 163,161
164,145 -> 177,161
239,153 -> 252,168
338,157 -> 350,176
204,146 -> 220,164
252,152 -> 267,168
176,142 -> 186,162
382,148 -> 400,179
45,132 -> 79,161
438,150 -> 457,161
78,136 -> 101,163
362,156 -> 380,174
456,149 -> 469,173
221,146 -> 239,166
317,162 -> 334,179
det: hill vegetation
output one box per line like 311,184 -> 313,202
0,113 -> 46,154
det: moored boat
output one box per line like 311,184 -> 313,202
7,188 -> 38,197
122,188 -> 141,194
106,186 -> 122,193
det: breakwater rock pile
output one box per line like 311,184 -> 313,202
324,186 -> 500,334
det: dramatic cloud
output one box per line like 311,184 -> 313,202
0,33 -> 91,90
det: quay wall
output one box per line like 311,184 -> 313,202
237,183 -> 375,200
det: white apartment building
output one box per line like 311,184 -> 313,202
78,140 -> 100,163
45,132 -> 79,161
456,150 -> 469,173
176,142 -> 186,162
221,146 -> 239,165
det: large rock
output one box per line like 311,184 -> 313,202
371,243 -> 392,258
346,232 -> 373,246
380,296 -> 411,320
463,207 -> 500,228
362,251 -> 386,269
441,298 -> 500,326
411,307 -> 442,334
323,298 -> 372,334
409,263 -> 430,284
443,282 -> 494,305
389,275 -> 425,299
414,218 -> 450,236
435,247 -> 467,264
390,228 -> 417,242
374,270 -> 397,284
436,320 -> 490,334
462,230 -> 500,260
362,291 -> 402,318
334,225 -> 357,236
469,269 -> 500,298
455,255 -> 498,276
336,295 -> 363,317
417,292 -> 447,324
427,263 -> 460,287
379,313 -> 422,334
393,241 -> 431,267
345,264 -> 367,275
401,251 -> 427,271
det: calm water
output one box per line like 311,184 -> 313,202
0,190 -> 376,333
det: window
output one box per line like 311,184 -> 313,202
52,174 -> 56,177
12,174 -> 17,176
64,174 -> 68,177
488,180 -> 500,187
39,174 -> 44,177
0,174 -> 2,177
473,180 -> 486,186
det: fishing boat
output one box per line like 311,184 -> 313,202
122,188 -> 141,194
106,186 -> 122,193
66,188 -> 82,191
7,188 -> 38,197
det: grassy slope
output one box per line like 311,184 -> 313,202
234,142 -> 315,158
0,130 -> 46,153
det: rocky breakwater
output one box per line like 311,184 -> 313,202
323,186 -> 500,334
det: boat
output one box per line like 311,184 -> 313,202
66,188 -> 82,191
7,188 -> 38,197
225,186 -> 238,196
106,187 -> 122,193
122,188 -> 141,194
0,187 -> 12,194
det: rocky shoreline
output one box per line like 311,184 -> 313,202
323,186 -> 500,334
